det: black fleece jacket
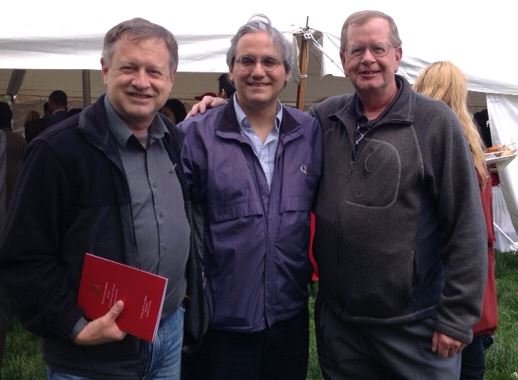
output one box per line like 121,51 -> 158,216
310,76 -> 486,344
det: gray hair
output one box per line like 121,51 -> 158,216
226,14 -> 293,74
340,10 -> 402,52
102,17 -> 178,74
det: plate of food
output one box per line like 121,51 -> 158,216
485,144 -> 517,165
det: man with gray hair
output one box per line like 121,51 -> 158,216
0,18 -> 205,379
180,14 -> 322,380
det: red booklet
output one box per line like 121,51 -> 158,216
77,253 -> 168,342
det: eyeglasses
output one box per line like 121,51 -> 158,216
344,42 -> 394,59
235,55 -> 282,72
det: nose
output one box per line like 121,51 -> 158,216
131,69 -> 151,88
251,61 -> 266,76
360,48 -> 376,64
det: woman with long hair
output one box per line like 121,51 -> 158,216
414,61 -> 497,380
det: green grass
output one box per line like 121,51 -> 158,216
307,284 -> 322,380
1,252 -> 517,379
1,319 -> 45,379
485,252 -> 518,380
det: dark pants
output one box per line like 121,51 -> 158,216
315,295 -> 461,380
460,335 -> 493,380
182,309 -> 309,380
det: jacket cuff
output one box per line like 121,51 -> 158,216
70,316 -> 89,339
434,319 -> 473,344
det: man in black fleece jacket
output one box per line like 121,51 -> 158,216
310,10 -> 486,379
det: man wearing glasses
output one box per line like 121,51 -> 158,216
180,14 -> 322,380
311,10 -> 486,378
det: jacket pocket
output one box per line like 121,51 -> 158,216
279,196 -> 312,213
275,196 -> 313,294
346,140 -> 400,208
205,201 -> 265,329
277,196 -> 312,248
338,245 -> 414,318
208,200 -> 263,223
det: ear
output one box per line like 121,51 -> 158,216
100,58 -> 109,85
168,73 -> 176,93
339,50 -> 348,77
394,46 -> 403,66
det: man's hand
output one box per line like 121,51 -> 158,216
431,331 -> 465,358
186,96 -> 226,117
73,300 -> 127,345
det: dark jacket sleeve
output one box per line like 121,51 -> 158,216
165,117 -> 209,351
423,104 -> 487,343
182,202 -> 209,352
0,139 -> 83,340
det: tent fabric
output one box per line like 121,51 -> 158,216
2,0 -> 518,242
487,94 -> 518,244
492,185 -> 518,252
2,0 -> 518,91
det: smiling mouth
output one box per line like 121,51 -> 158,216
127,95 -> 153,104
128,92 -> 153,99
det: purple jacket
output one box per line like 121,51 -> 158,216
181,100 -> 322,332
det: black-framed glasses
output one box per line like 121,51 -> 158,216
344,42 -> 394,59
235,55 -> 282,72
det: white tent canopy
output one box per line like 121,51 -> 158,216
2,0 -> 517,98
2,0 -> 518,243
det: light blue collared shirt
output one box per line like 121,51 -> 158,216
233,99 -> 282,189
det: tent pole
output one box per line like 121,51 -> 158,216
296,17 -> 310,111
82,70 -> 91,107
296,36 -> 309,110
6,69 -> 26,101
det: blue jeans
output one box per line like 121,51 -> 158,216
47,306 -> 184,380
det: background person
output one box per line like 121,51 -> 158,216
23,110 -> 40,127
217,73 -> 236,99
24,90 -> 69,143
0,18 -> 205,380
413,60 -> 497,380
44,90 -> 68,125
160,98 -> 187,124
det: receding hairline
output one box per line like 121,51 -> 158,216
102,18 -> 178,74
340,10 -> 402,50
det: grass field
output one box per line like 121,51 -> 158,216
1,252 -> 517,379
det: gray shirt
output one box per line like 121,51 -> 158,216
105,98 -> 190,318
